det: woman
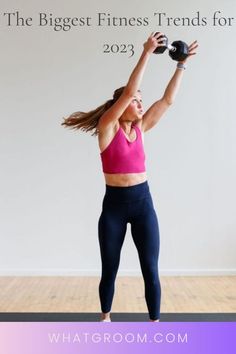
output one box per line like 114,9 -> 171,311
61,32 -> 198,322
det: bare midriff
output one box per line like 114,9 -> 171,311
104,172 -> 147,187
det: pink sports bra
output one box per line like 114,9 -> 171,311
100,124 -> 146,174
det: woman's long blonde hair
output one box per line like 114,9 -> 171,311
61,86 -> 126,137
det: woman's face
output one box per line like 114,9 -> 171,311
124,92 -> 144,121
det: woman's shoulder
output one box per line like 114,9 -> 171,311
97,121 -> 120,153
97,120 -> 120,136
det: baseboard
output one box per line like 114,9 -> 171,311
0,269 -> 235,276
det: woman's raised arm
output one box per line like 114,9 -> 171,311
142,40 -> 199,132
98,32 -> 165,130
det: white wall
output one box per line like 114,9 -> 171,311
0,0 -> 235,275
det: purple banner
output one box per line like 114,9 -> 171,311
0,322 -> 235,354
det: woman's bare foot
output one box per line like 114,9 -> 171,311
100,312 -> 111,321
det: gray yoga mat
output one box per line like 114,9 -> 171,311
0,312 -> 235,322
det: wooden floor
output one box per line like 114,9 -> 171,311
0,276 -> 235,313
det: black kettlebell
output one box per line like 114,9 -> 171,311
153,33 -> 189,62
168,40 -> 189,61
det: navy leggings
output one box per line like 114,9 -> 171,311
98,181 -> 161,320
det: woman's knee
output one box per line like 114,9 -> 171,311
101,266 -> 119,283
142,266 -> 160,285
